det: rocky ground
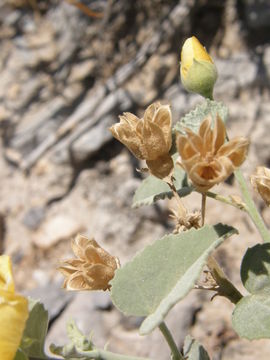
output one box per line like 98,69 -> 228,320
1,0 -> 270,359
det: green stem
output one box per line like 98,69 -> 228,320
159,321 -> 184,360
207,256 -> 243,304
205,190 -> 248,212
234,169 -> 270,243
201,193 -> 206,226
76,348 -> 151,360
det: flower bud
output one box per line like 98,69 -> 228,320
251,166 -> 270,206
180,36 -> 218,99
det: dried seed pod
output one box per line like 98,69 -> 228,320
177,115 -> 249,192
251,166 -> 270,206
59,234 -> 120,291
110,102 -> 173,179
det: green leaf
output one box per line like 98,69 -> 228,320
240,243 -> 270,295
20,298 -> 49,359
50,320 -> 93,359
232,243 -> 270,339
14,349 -> 29,360
132,159 -> 190,208
110,224 -> 236,335
174,99 -> 228,134
132,174 -> 172,207
50,322 -> 151,359
183,335 -> 210,360
232,294 -> 270,340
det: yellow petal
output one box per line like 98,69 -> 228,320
180,37 -> 217,99
181,36 -> 213,76
0,290 -> 28,360
0,255 -> 15,293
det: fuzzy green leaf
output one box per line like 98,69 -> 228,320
20,299 -> 48,359
50,320 -> 94,358
50,321 -> 149,360
110,224 -> 236,335
132,175 -> 172,207
174,100 -> 228,134
232,294 -> 270,340
240,243 -> 270,295
14,349 -> 29,360
232,243 -> 270,339
183,335 -> 210,360
132,162 -> 190,208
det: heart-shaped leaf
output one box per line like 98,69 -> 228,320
232,294 -> 270,340
233,243 -> 270,339
110,224 -> 236,334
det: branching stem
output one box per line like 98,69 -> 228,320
204,190 -> 248,212
234,168 -> 270,243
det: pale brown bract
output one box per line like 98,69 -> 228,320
109,102 -> 173,179
251,166 -> 270,207
58,234 -> 119,291
177,115 -> 249,192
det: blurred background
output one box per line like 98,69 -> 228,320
0,0 -> 270,359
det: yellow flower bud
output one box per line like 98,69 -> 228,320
180,36 -> 218,99
0,255 -> 29,360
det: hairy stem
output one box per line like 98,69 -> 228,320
201,193 -> 207,226
75,348 -> 151,360
159,322 -> 184,360
167,181 -> 187,218
207,256 -> 243,304
234,169 -> 270,243
225,131 -> 270,242
205,191 -> 248,212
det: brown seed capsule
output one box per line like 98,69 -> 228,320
59,234 -> 119,291
177,115 -> 249,192
109,102 -> 173,179
251,166 -> 270,206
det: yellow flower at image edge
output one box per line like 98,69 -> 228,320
0,255 -> 28,360
180,36 -> 218,99
59,234 -> 120,291
109,102 -> 174,179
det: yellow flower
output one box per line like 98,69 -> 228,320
59,234 -> 120,291
0,255 -> 29,360
177,115 -> 249,192
251,166 -> 270,206
109,102 -> 173,179
180,36 -> 218,99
